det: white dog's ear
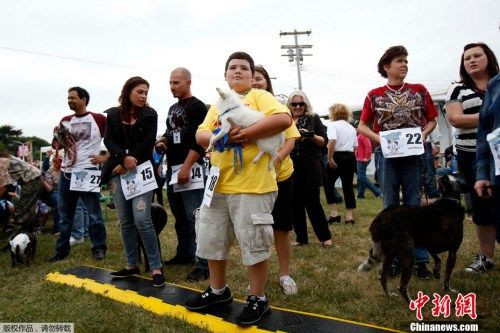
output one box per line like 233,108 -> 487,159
216,87 -> 227,100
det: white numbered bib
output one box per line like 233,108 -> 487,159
380,127 -> 424,158
202,166 -> 220,207
487,128 -> 500,176
70,169 -> 101,193
120,160 -> 158,200
169,162 -> 205,192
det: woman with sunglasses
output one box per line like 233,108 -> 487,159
446,42 -> 499,273
287,90 -> 332,247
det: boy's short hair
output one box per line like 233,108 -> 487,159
377,45 -> 408,78
225,51 -> 255,74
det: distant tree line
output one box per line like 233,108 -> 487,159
0,125 -> 50,160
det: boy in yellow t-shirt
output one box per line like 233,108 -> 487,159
184,52 -> 291,326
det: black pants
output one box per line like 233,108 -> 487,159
456,150 -> 494,226
327,151 -> 357,209
322,154 -> 344,204
293,183 -> 331,244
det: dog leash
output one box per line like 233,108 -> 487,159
212,128 -> 243,174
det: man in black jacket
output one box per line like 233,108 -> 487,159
155,68 -> 209,281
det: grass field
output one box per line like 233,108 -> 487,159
0,190 -> 498,332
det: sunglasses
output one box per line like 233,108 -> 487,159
291,102 -> 306,107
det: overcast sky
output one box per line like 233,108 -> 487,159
1,0 -> 499,143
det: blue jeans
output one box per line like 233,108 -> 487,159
56,172 -> 107,256
71,198 -> 89,239
44,191 -> 60,234
379,153 -> 429,263
420,142 -> 440,198
356,161 -> 381,198
166,168 -> 207,269
110,176 -> 162,270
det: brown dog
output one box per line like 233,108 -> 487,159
358,197 -> 464,303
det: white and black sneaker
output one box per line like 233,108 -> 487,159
185,286 -> 233,311
235,295 -> 270,326
465,254 -> 494,273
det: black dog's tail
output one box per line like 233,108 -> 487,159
357,242 -> 385,274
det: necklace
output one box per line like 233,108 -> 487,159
385,83 -> 405,94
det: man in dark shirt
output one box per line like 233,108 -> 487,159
155,67 -> 209,281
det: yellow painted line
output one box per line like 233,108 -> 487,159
46,272 -> 270,333
46,270 -> 400,333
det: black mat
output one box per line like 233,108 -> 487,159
61,266 -> 395,333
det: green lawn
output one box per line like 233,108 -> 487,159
0,190 -> 498,332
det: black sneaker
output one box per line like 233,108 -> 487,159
152,273 -> 166,287
235,295 -> 270,326
185,286 -> 233,311
164,256 -> 196,266
388,262 -> 401,279
414,262 -> 432,279
93,249 -> 106,261
186,267 -> 210,282
45,253 -> 68,262
110,267 -> 140,278
465,254 -> 495,273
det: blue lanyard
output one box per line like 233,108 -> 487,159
212,128 -> 243,174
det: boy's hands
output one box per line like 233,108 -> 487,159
227,124 -> 249,144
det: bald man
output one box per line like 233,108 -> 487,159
155,68 -> 209,281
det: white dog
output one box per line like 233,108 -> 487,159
6,229 -> 37,267
207,88 -> 285,170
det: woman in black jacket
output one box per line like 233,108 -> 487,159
288,90 -> 332,247
103,76 -> 165,287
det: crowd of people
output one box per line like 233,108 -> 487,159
0,43 -> 499,327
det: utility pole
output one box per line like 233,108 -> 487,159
280,29 -> 312,90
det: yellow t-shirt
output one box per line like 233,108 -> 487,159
197,89 -> 290,194
276,123 -> 300,182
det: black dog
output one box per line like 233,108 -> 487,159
136,203 -> 167,272
2,228 -> 37,267
358,197 -> 465,303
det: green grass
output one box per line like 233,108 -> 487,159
0,190 -> 498,332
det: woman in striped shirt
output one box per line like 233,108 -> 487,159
445,42 -> 499,274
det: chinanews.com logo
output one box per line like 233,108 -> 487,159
410,322 -> 479,332
409,291 -> 479,332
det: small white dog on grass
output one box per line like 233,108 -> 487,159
207,88 -> 285,170
3,229 -> 37,268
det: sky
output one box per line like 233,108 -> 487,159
1,0 -> 499,143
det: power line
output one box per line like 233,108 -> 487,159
0,45 -> 166,72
